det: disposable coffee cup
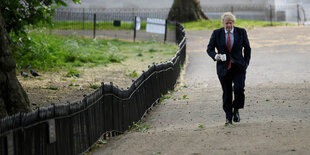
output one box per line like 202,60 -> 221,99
221,54 -> 226,61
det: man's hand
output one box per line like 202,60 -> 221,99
215,54 -> 221,61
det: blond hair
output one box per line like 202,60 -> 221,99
221,12 -> 236,23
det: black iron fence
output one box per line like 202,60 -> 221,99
51,8 -> 177,43
0,22 -> 186,155
49,5 -> 307,44
51,5 -> 308,32
203,4 -> 307,25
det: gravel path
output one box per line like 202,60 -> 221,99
94,26 -> 310,155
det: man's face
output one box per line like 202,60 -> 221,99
223,18 -> 234,32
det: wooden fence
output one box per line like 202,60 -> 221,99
0,23 -> 186,155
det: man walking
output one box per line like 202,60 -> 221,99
207,12 -> 251,125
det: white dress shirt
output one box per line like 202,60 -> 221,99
215,27 -> 235,60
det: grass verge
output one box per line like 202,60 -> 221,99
46,21 -> 147,30
43,19 -> 295,31
182,19 -> 295,30
11,28 -> 177,71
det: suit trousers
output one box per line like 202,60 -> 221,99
218,63 -> 246,120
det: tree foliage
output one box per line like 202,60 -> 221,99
0,0 -> 79,119
0,0 -> 80,70
0,0 -> 80,34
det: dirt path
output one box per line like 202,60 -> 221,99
93,26 -> 310,155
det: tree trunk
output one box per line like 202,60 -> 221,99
0,11 -> 31,119
167,0 -> 208,22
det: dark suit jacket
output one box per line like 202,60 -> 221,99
207,27 -> 251,77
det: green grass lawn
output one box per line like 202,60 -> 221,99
182,19 -> 294,30
12,29 -> 177,71
47,19 -> 294,31
49,21 -> 146,30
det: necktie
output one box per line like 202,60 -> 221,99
227,32 -> 231,70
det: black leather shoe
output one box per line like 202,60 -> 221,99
225,119 -> 233,125
233,110 -> 240,122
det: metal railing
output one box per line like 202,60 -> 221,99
51,8 -> 177,43
51,5 -> 308,29
49,5 -> 307,44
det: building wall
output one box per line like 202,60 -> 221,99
200,0 -> 271,7
65,0 -> 308,23
274,0 -> 309,23
67,0 -> 271,9
66,0 -> 173,8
